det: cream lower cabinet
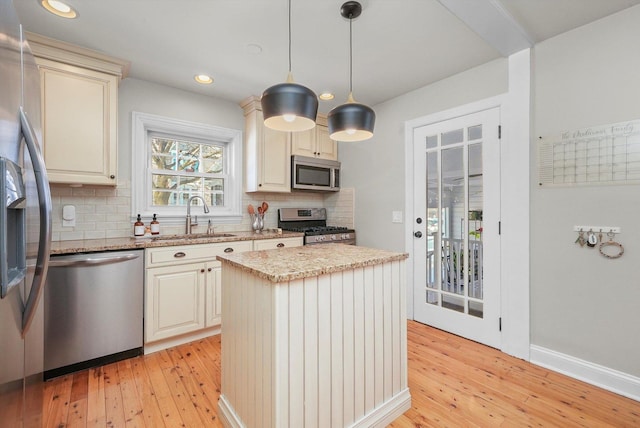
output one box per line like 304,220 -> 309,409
252,236 -> 304,250
144,240 -> 252,352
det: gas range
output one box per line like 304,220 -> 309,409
278,208 -> 356,245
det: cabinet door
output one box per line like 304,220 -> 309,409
259,124 -> 291,192
315,125 -> 338,160
253,236 -> 304,250
38,58 -> 117,185
145,263 -> 205,343
291,128 -> 317,158
205,261 -> 223,327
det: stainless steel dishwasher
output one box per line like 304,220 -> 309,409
43,249 -> 144,379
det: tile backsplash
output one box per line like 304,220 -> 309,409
50,181 -> 355,241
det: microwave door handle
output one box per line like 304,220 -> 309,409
19,107 -> 53,336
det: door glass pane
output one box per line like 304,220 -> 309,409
468,124 -> 482,141
441,128 -> 463,146
426,152 -> 439,291
469,300 -> 483,318
426,135 -> 438,149
468,143 -> 483,301
442,294 -> 464,313
441,147 -> 464,296
426,290 -> 439,305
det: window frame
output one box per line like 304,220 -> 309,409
132,111 -> 243,224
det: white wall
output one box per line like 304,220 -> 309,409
531,5 -> 640,377
339,58 -> 508,252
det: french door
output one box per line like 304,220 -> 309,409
412,108 -> 501,348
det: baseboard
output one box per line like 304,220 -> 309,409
217,394 -> 242,428
350,388 -> 412,428
218,389 -> 412,427
530,345 -> 640,402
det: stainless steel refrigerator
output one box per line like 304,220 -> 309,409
0,0 -> 52,426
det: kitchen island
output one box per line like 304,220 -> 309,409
217,244 -> 411,428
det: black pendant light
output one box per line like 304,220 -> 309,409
328,1 -> 375,142
261,0 -> 318,132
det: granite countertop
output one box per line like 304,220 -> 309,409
216,243 -> 409,283
49,230 -> 304,255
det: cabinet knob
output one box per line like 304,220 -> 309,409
110,175 -> 115,179
277,243 -> 285,248
174,252 -> 186,258
207,267 -> 212,272
258,183 -> 262,187
200,268 -> 205,273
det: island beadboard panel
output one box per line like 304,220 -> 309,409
219,258 -> 411,428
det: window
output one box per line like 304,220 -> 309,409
132,112 -> 242,223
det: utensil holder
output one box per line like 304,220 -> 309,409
250,213 -> 264,233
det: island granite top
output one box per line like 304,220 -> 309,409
49,230 -> 304,255
216,243 -> 409,283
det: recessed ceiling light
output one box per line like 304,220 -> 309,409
319,92 -> 335,101
41,0 -> 77,18
194,74 -> 214,85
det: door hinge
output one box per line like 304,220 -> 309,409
499,317 -> 502,331
498,221 -> 501,235
498,125 -> 502,139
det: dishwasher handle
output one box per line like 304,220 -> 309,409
49,253 -> 140,268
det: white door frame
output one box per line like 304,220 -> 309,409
403,49 -> 531,360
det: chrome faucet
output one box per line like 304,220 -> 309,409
186,195 -> 210,234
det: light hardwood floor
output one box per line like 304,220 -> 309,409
42,321 -> 640,427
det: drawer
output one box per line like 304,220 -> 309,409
253,237 -> 304,251
146,241 -> 253,267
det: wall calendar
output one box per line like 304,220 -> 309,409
538,119 -> 640,187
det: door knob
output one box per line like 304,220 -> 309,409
414,231 -> 422,238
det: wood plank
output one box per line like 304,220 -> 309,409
140,351 -> 185,427
128,355 -> 168,428
43,374 -> 73,428
102,362 -> 126,427
116,359 -> 146,427
67,369 -> 89,427
86,367 -> 107,427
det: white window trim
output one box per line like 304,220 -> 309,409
132,111 -> 243,225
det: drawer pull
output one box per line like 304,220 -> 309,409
277,243 -> 285,248
174,252 -> 186,258
224,248 -> 234,253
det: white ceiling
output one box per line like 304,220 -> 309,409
14,0 -> 640,114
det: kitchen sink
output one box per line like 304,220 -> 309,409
150,233 -> 236,241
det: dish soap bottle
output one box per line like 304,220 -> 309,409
150,213 -> 160,235
134,214 -> 145,237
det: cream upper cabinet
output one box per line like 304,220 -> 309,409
27,32 -> 129,186
291,116 -> 338,161
240,96 -> 291,193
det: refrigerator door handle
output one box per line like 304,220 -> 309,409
19,107 -> 52,336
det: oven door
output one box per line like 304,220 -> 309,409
292,155 -> 340,192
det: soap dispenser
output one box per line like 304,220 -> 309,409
134,214 -> 145,237
150,213 -> 160,235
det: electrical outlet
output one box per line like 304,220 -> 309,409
62,205 -> 76,227
392,211 -> 403,223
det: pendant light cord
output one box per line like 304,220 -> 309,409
349,14 -> 353,93
288,0 -> 292,73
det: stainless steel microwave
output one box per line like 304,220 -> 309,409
291,155 -> 340,192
